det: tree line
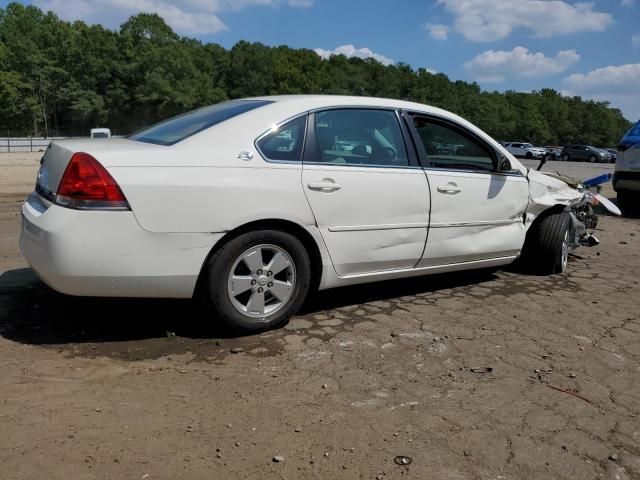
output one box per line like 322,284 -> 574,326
0,2 -> 632,146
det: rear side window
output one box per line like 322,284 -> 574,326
130,100 -> 273,146
257,116 -> 307,162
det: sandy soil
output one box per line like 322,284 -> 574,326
0,153 -> 638,479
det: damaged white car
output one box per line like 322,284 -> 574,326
20,95 -> 616,333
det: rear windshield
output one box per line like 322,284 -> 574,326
130,99 -> 273,146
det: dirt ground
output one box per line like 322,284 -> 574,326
0,153 -> 638,480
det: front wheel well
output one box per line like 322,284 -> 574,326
527,204 -> 566,233
194,219 -> 324,298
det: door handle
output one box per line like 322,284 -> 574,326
437,183 -> 461,194
307,180 -> 342,192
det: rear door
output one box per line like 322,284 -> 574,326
301,108 -> 430,276
405,113 -> 529,267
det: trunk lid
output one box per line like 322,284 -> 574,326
35,138 -> 162,198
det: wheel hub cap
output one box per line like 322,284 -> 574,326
227,244 -> 296,320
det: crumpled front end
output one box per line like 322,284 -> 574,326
526,170 -> 582,223
526,169 -> 603,251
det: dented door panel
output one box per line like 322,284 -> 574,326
302,165 -> 430,276
418,169 -> 528,267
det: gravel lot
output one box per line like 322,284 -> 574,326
1,153 -> 638,479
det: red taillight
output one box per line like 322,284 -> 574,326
56,152 -> 129,210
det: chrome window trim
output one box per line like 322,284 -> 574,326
303,161 -> 423,171
423,166 -> 525,178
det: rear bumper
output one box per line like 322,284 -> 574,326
19,193 -> 220,298
613,171 -> 640,193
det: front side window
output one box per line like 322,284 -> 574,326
312,109 -> 409,167
130,99 -> 273,146
412,116 -> 495,172
257,115 -> 306,162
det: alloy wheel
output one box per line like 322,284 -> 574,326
227,244 -> 296,320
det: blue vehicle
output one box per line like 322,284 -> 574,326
614,120 -> 640,214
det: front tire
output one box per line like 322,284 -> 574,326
520,211 -> 571,274
202,230 -> 311,333
562,154 -> 570,162
589,155 -> 597,163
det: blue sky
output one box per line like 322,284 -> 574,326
4,0 -> 640,120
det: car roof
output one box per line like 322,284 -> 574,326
245,94 -> 457,117
183,94 -> 483,146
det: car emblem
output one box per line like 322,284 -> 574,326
238,151 -> 253,161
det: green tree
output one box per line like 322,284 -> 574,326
0,2 -> 632,143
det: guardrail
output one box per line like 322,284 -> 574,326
0,137 -> 66,153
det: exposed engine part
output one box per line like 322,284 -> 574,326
574,203 -> 598,230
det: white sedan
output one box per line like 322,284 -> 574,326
504,142 -> 547,159
20,95 -> 602,332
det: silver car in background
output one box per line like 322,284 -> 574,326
504,142 -> 547,159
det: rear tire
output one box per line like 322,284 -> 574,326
562,154 -> 570,162
589,155 -> 597,163
519,211 -> 571,274
202,230 -> 311,333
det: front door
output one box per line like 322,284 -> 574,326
302,108 -> 430,276
407,113 -> 529,267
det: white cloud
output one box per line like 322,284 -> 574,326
563,64 -> 640,120
437,0 -> 613,42
621,0 -> 635,6
33,0 -> 312,35
314,44 -> 395,66
633,34 -> 640,47
564,64 -> 640,95
464,46 -> 580,82
422,23 -> 449,41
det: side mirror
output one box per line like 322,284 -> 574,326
498,156 -> 512,172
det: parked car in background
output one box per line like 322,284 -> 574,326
544,145 -> 563,160
560,145 -> 611,163
504,142 -> 547,159
614,119 -> 640,214
90,128 -> 111,139
605,148 -> 617,163
20,95 -> 608,333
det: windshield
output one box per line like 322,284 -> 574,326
130,99 -> 273,146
